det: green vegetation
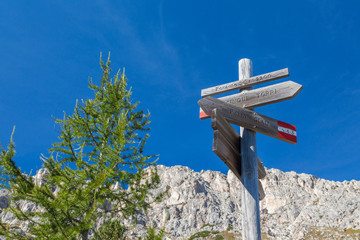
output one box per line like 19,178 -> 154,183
201,224 -> 215,229
188,230 -> 219,240
214,234 -> 224,240
190,227 -> 360,240
0,54 -> 164,239
305,226 -> 360,239
140,225 -> 167,240
187,229 -> 246,240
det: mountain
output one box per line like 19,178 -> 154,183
1,165 -> 360,239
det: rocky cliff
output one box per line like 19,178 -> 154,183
1,165 -> 360,239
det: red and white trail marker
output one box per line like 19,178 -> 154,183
277,121 -> 297,144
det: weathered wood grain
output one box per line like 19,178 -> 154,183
211,108 -> 267,179
201,68 -> 289,97
212,130 -> 266,202
238,58 -> 261,240
199,96 -> 278,137
200,81 -> 302,119
213,127 -> 266,201
213,130 -> 241,180
211,109 -> 240,148
198,96 -> 297,144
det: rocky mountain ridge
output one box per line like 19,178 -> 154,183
1,165 -> 360,239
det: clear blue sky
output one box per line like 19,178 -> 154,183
1,1 -> 359,181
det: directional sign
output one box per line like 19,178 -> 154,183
211,108 -> 267,180
199,97 -> 297,144
211,109 -> 266,200
201,68 -> 289,97
211,108 -> 240,146
213,129 -> 241,179
213,130 -> 266,201
200,80 -> 302,119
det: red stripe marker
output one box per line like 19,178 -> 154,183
277,121 -> 297,144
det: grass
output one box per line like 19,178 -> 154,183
226,225 -> 233,231
305,226 -> 360,239
200,224 -> 215,229
188,230 -> 270,240
188,230 -> 219,240
214,235 -> 224,240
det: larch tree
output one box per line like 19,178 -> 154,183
0,54 -> 164,240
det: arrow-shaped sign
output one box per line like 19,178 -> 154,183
213,129 -> 265,200
199,97 -> 297,144
201,68 -> 289,97
200,80 -> 302,119
211,109 -> 267,179
211,109 -> 266,200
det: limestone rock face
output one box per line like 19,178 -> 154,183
1,165 -> 360,239
145,165 -> 360,239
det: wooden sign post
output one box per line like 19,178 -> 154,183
238,59 -> 261,240
198,58 -> 301,240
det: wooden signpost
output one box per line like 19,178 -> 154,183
199,96 -> 298,144
198,59 -> 302,240
200,80 -> 303,119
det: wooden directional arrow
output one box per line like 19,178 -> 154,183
199,97 -> 297,144
211,108 -> 240,147
213,130 -> 266,201
213,129 -> 241,179
211,109 -> 266,200
211,108 -> 267,179
201,68 -> 289,97
200,80 -> 302,119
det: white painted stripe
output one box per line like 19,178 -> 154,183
278,126 -> 297,136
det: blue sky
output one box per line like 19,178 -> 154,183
1,1 -> 359,181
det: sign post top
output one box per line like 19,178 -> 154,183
239,58 -> 253,80
201,68 -> 289,97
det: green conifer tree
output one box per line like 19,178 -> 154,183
0,54 -> 164,239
